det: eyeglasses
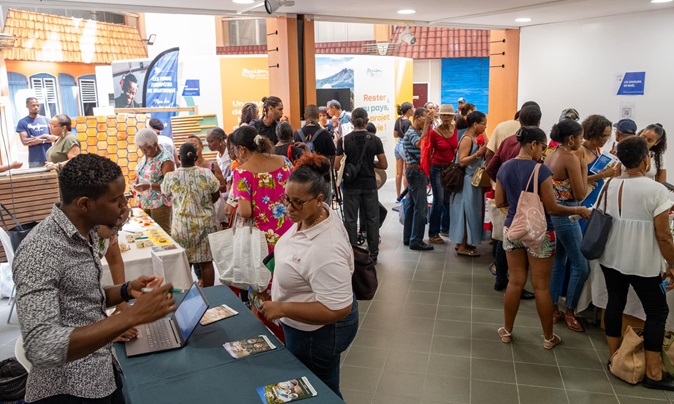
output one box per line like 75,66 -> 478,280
283,195 -> 317,211
538,142 -> 548,151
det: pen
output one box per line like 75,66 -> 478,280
141,287 -> 186,294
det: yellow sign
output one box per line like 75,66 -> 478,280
219,56 -> 270,133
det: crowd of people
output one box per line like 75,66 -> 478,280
10,92 -> 674,403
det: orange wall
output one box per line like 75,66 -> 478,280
487,30 -> 520,138
5,61 -> 98,79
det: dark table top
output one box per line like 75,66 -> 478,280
115,285 -> 344,403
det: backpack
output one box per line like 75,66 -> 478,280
296,127 -> 325,153
342,135 -> 371,184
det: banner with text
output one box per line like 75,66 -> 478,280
143,47 -> 180,137
219,56 -> 269,133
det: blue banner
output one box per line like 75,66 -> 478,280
617,71 -> 646,96
182,79 -> 200,96
143,47 -> 180,137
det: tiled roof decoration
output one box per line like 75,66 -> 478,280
3,8 -> 147,63
216,28 -> 489,59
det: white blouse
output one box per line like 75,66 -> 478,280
646,153 -> 667,181
599,177 -> 673,277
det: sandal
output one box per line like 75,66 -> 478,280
498,327 -> 512,344
543,333 -> 562,350
457,250 -> 481,257
429,235 -> 445,244
564,314 -> 585,333
455,244 -> 477,251
552,309 -> 564,324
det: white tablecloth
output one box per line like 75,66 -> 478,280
101,210 -> 193,290
577,260 -> 674,331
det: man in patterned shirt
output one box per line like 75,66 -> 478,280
13,153 -> 177,403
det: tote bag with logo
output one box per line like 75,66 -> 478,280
507,163 -> 547,253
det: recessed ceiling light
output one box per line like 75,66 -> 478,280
515,17 -> 532,22
651,0 -> 673,3
397,9 -> 416,15
233,0 -> 255,4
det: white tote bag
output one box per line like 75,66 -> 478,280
208,218 -> 270,292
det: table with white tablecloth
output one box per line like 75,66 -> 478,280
101,209 -> 193,289
577,260 -> 674,331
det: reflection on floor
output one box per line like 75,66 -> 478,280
1,182 -> 673,403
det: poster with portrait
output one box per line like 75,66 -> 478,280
111,58 -> 151,108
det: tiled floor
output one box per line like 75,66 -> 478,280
339,184 -> 674,404
2,182 -> 674,403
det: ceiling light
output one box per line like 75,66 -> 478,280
651,0 -> 673,3
232,0 -> 256,3
397,9 -> 416,15
515,17 -> 532,22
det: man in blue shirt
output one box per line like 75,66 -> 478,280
403,107 -> 434,251
327,99 -> 351,142
16,97 -> 55,167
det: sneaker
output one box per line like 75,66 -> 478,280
429,235 -> 444,244
410,242 -> 434,251
543,333 -> 562,350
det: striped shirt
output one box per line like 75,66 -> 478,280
403,127 -> 422,165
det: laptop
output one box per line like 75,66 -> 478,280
125,282 -> 209,357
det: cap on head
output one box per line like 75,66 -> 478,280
438,104 -> 455,115
614,119 -> 637,135
559,108 -> 580,122
457,97 -> 466,104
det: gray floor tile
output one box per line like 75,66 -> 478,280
366,300 -> 404,316
471,358 -> 516,384
512,342 -> 558,366
471,282 -> 498,296
352,328 -> 393,349
406,290 -> 440,305
340,365 -> 383,393
360,312 -> 400,332
402,303 -> 438,319
471,339 -> 513,361
384,350 -> 429,374
426,354 -> 471,378
566,390 -> 620,404
396,316 -> 436,335
343,346 -> 390,369
471,294 -> 506,310
555,347 -> 604,370
438,293 -> 472,308
440,282 -> 472,295
373,392 -> 421,404
470,380 -> 519,404
389,332 -> 433,353
435,305 -> 472,322
341,389 -> 375,404
470,308 -> 503,325
616,396 -> 667,404
422,375 -> 470,403
433,320 -> 471,339
470,322 -> 503,341
430,335 -> 471,357
377,370 -> 426,398
412,271 -> 444,282
410,280 -> 442,293
560,367 -> 613,394
515,362 -> 564,389
518,385 -> 569,404
609,376 -> 669,399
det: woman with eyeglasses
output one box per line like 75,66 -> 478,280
495,127 -> 591,349
577,115 -> 616,220
229,125 -> 293,338
260,154 -> 358,399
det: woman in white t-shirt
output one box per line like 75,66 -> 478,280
260,154 -> 358,399
639,123 -> 667,183
600,136 -> 674,390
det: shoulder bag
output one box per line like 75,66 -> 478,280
580,178 -> 614,260
609,326 -> 645,384
441,136 -> 469,195
342,134 -> 371,184
351,244 -> 378,300
0,203 -> 39,252
208,216 -> 271,292
507,163 -> 547,253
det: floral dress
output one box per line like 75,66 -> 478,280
161,166 -> 220,263
135,149 -> 174,209
231,158 -> 293,253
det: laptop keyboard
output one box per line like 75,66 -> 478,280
146,320 -> 174,350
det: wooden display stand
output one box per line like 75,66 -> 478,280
170,114 -> 219,161
0,171 -> 60,262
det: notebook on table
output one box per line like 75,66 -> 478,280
125,282 -> 209,357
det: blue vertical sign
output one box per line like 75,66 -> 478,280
143,47 -> 180,138
617,72 -> 646,95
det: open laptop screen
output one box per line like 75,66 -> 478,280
173,283 -> 208,342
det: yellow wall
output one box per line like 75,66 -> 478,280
219,56 -> 270,133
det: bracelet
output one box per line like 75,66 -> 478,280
120,281 -> 132,302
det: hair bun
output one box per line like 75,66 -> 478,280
261,96 -> 268,103
516,127 -> 526,142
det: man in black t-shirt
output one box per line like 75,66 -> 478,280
294,104 -> 336,157
249,96 -> 283,144
335,108 -> 387,262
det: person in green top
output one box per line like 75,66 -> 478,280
45,114 -> 80,171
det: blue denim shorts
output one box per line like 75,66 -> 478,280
394,140 -> 406,160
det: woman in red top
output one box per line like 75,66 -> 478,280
428,104 -> 458,244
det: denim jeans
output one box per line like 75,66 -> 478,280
29,160 -> 46,168
550,201 -> 589,309
403,167 -> 429,246
428,164 -> 449,237
282,298 -> 359,398
343,187 -> 380,257
494,240 -> 509,286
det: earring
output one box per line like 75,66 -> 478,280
569,139 -> 574,147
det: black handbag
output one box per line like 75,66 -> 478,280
0,203 -> 39,252
351,244 -> 378,300
441,163 -> 465,195
580,178 -> 613,260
